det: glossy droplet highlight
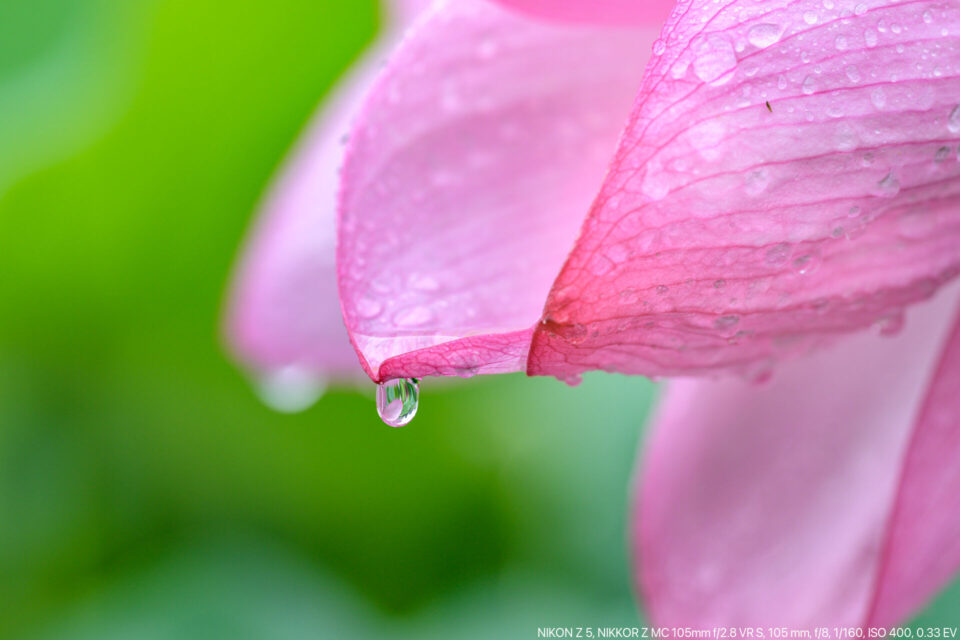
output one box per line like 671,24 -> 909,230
747,23 -> 782,49
376,378 -> 420,427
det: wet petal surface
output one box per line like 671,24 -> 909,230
337,0 -> 657,381
529,0 -> 960,380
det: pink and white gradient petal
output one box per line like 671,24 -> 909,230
225,0 -> 431,386
634,283 -> 960,626
337,0 -> 660,381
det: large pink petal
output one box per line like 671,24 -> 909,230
490,0 -> 675,26
337,0 -> 660,381
529,0 -> 960,380
225,1 -> 429,383
634,284 -> 960,626
866,296 -> 960,626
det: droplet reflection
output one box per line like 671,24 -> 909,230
376,378 -> 420,428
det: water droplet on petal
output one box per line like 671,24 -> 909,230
793,252 -> 820,275
692,35 -> 738,85
802,75 -> 818,95
874,172 -> 901,197
376,378 -> 420,427
878,312 -> 905,337
714,315 -> 740,330
936,146 -> 952,162
765,243 -> 791,265
652,39 -> 666,56
948,105 -> 960,133
747,23 -> 783,49
355,297 -> 383,319
257,366 -> 326,413
870,87 -> 888,110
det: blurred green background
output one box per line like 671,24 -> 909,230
0,1 -> 958,638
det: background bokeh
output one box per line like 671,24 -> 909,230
0,1 -> 958,638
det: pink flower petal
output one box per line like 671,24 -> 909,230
634,284 -> 960,626
337,0 -> 659,381
529,0 -> 960,380
490,0 -> 675,25
866,299 -> 960,626
225,1 -> 428,381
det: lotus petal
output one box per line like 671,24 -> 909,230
529,0 -> 960,380
337,0 -> 658,381
634,284 -> 960,626
225,0 -> 430,381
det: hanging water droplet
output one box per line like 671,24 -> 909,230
935,146 -> 952,162
376,378 -> 420,427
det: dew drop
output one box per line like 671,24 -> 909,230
766,243 -> 791,265
864,29 -> 879,47
714,315 -> 740,330
804,11 -> 819,25
792,253 -> 819,275
845,65 -> 862,83
376,378 -> 420,427
877,312 -> 905,337
747,23 -> 783,49
948,105 -> 960,134
870,87 -> 887,110
874,172 -> 901,197
802,75 -> 818,95
652,39 -> 666,56
692,35 -> 738,84
355,296 -> 383,319
936,146 -> 952,162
